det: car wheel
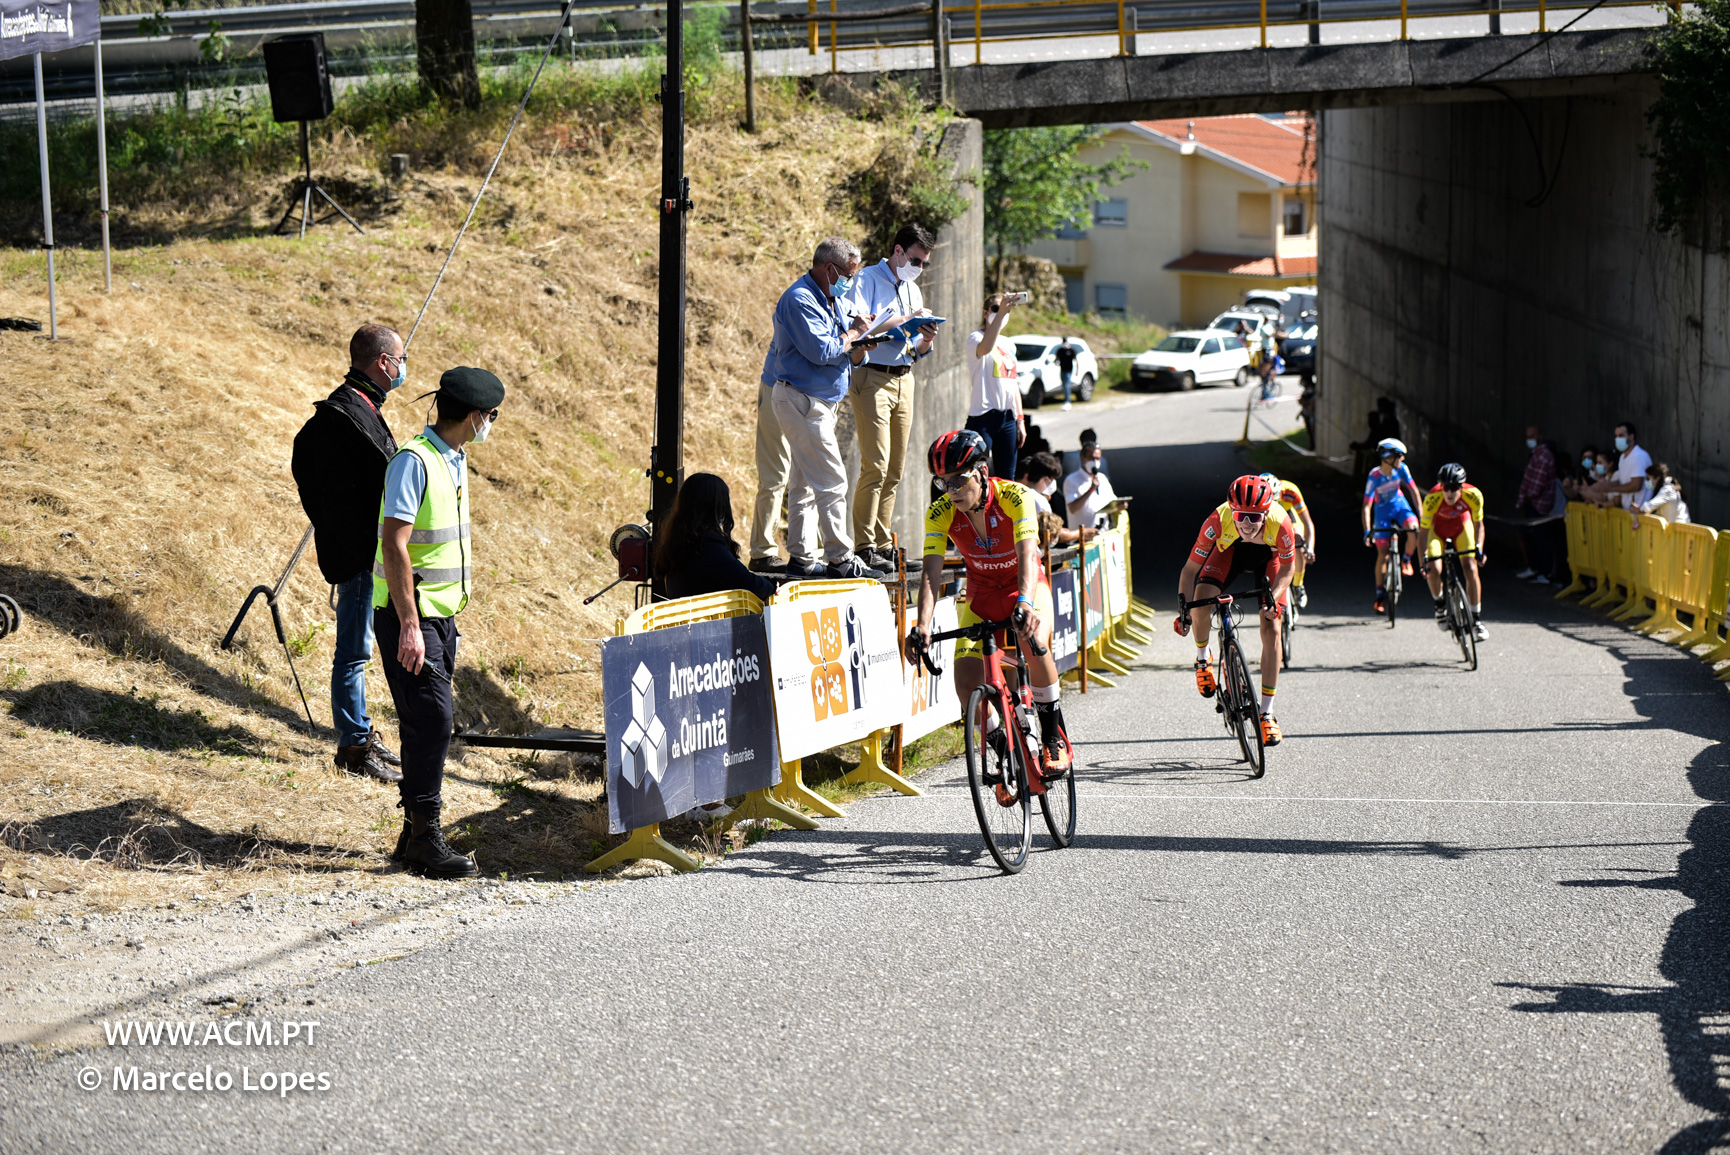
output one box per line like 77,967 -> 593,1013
1180,372 -> 1196,392
1077,373 -> 1095,402
1235,366 -> 1252,388
1026,378 -> 1045,409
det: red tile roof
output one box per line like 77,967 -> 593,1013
1136,115 -> 1313,186
1163,251 -> 1319,278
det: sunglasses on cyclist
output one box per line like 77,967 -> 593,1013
1232,512 -> 1266,527
934,471 -> 977,494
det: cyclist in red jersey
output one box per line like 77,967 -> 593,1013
1173,475 -> 1296,746
907,429 -> 1071,773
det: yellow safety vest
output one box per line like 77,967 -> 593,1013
372,434 -> 471,618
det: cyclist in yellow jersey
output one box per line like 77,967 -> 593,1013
908,429 -> 1070,773
1417,462 -> 1488,640
1260,472 -> 1316,609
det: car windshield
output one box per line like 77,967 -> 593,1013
1014,343 -> 1051,361
1208,315 -> 1254,331
1154,336 -> 1200,353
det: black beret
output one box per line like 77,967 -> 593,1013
438,366 -> 506,411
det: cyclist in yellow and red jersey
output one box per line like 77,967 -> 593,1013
1418,462 -> 1489,641
907,429 -> 1070,774
1260,472 -> 1316,609
1174,475 -> 1297,746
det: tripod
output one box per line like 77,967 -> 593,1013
275,119 -> 364,238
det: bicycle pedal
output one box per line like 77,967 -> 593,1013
1214,702 -> 1224,714
993,783 -> 1017,808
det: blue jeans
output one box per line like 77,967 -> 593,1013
331,571 -> 376,748
1060,369 -> 1073,403
965,409 -> 1019,480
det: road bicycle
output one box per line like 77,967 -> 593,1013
1435,540 -> 1480,671
1374,526 -> 1410,627
1184,592 -> 1266,779
1280,580 -> 1297,670
914,616 -> 1076,874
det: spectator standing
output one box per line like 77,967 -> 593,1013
290,323 -> 407,785
1064,437 -> 1119,529
765,237 -> 881,579
1562,444 -> 1601,501
374,367 -> 506,880
1602,421 -> 1653,510
747,367 -> 791,573
1639,463 -> 1690,523
965,292 -> 1026,480
1053,336 -> 1079,411
653,473 -> 779,602
1513,425 -> 1561,583
846,224 -> 939,571
1298,378 -> 1317,447
1349,398 -> 1400,480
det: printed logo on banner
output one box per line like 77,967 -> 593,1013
766,587 -> 901,761
618,663 -> 669,789
1050,569 -> 1081,673
0,0 -> 100,58
802,608 -> 847,720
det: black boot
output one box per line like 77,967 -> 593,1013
335,744 -> 401,784
367,729 -> 403,768
390,804 -> 411,863
400,804 -> 478,879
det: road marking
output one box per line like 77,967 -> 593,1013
1072,793 -> 1717,808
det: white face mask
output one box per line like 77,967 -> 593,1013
471,414 -> 492,444
895,260 -> 923,283
1036,478 -> 1057,497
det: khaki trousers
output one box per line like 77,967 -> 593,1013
849,364 -> 916,551
772,382 -> 854,566
749,381 -> 790,561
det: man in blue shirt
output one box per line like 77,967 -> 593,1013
763,237 -> 881,579
847,223 -> 940,571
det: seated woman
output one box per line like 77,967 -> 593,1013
651,473 -> 779,602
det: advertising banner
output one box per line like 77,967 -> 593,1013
764,584 -> 902,760
1102,529 -> 1129,619
1083,542 -> 1106,645
0,0 -> 99,59
902,596 -> 962,744
1050,568 -> 1080,674
602,615 -> 780,835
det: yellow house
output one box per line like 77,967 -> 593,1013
1024,115 -> 1317,328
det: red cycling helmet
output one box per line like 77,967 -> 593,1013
1228,474 -> 1275,515
928,429 -> 989,477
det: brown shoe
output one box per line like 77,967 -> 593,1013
335,745 -> 402,783
367,729 -> 402,768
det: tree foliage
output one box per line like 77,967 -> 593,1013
981,127 -> 1144,286
1647,0 -> 1730,244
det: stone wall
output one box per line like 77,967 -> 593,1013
1316,89 -> 1730,525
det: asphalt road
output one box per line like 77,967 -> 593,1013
5,386 -> 1728,1153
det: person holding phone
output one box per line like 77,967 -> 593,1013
965,292 -> 1027,479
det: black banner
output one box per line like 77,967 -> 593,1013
602,615 -> 780,834
0,0 -> 99,61
1050,567 -> 1080,674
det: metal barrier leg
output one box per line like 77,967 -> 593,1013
1610,591 -> 1650,622
773,758 -> 846,818
1672,616 -> 1712,650
1579,580 -> 1618,609
723,787 -> 820,830
1089,641 -> 1131,677
1555,571 -> 1590,599
584,823 -> 701,874
840,727 -> 925,796
1637,599 -> 1683,636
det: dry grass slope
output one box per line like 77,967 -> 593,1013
0,79 -> 929,907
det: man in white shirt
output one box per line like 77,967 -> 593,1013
966,293 -> 1025,479
1064,438 -> 1118,529
846,224 -> 939,570
1603,420 -> 1653,510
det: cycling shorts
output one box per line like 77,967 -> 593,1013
955,578 -> 1053,662
1197,541 -> 1282,591
1371,515 -> 1418,547
1425,521 -> 1478,560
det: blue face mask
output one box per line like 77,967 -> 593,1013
1615,436 -> 1629,453
831,272 -> 854,298
387,354 -> 407,391
1526,438 -> 1537,450
1581,457 -> 1594,469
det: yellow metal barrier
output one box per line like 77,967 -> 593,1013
1702,532 -> 1730,667
1656,521 -> 1718,645
1581,507 -> 1633,611
1612,513 -> 1668,623
1554,502 -> 1600,600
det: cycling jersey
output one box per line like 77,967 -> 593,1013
925,478 -> 1045,618
1363,463 -> 1417,526
1273,479 -> 1306,519
1420,483 -> 1484,540
1190,502 -> 1296,589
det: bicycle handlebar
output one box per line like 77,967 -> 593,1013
920,617 -> 1049,658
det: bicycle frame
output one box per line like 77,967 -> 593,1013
919,618 -> 1050,799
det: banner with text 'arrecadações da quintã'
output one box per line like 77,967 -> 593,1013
0,0 -> 98,60
602,615 -> 780,834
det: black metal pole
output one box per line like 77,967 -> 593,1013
742,0 -> 756,133
650,0 -> 690,532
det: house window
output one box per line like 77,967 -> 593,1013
1055,218 -> 1087,240
1095,283 -> 1128,318
1284,196 -> 1307,236
1094,197 -> 1128,227
1064,276 -> 1085,315
1237,192 -> 1272,237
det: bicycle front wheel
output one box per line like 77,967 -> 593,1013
1280,606 -> 1292,670
1224,637 -> 1265,778
1038,724 -> 1078,849
963,686 -> 1030,873
1384,551 -> 1400,627
1448,571 -> 1478,671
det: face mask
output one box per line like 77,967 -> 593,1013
1595,463 -> 1609,476
389,359 -> 407,390
1036,478 -> 1056,497
895,260 -> 923,283
1615,436 -> 1629,453
471,415 -> 492,444
830,268 -> 854,298
1582,457 -> 1594,469
1525,438 -> 1537,450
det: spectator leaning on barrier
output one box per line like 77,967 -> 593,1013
653,472 -> 779,602
965,292 -> 1024,480
1602,421 -> 1653,511
1065,437 -> 1119,530
847,223 -> 939,572
1513,424 -> 1562,584
374,366 -> 506,880
765,237 -> 881,580
1018,451 -> 1096,547
290,323 -> 407,785
1639,463 -> 1690,523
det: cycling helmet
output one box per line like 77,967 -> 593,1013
927,429 -> 989,477
1377,437 -> 1408,458
1258,472 -> 1280,487
1437,462 -> 1467,487
1228,474 -> 1275,515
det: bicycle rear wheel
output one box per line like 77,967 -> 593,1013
1384,550 -> 1400,627
1224,637 -> 1265,778
1280,605 -> 1292,670
1447,570 -> 1478,671
963,686 -> 1030,873
1038,724 -> 1077,848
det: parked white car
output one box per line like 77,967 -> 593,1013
1128,330 -> 1254,391
1008,335 -> 1100,408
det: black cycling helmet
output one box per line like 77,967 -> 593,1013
1437,462 -> 1467,488
928,429 -> 989,477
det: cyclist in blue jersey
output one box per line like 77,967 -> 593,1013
1360,437 -> 1423,615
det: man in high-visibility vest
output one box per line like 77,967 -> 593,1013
374,366 -> 505,879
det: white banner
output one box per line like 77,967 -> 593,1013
764,585 -> 903,761
901,596 -> 962,744
1102,529 -> 1129,618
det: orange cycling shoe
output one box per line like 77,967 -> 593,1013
1373,593 -> 1387,614
1260,714 -> 1283,746
1400,556 -> 1415,577
1041,735 -> 1073,779
1194,659 -> 1217,698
